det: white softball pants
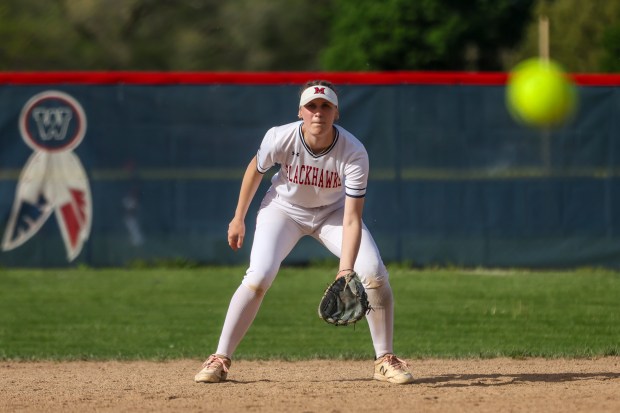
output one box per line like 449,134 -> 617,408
216,190 -> 394,358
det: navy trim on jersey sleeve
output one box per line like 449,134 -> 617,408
256,149 -> 270,174
345,185 -> 366,191
345,184 -> 367,198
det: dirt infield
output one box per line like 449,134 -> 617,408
2,358 -> 619,412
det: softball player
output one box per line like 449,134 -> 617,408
195,80 -> 414,384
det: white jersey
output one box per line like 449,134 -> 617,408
256,121 -> 369,209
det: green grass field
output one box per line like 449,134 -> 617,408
0,266 -> 618,360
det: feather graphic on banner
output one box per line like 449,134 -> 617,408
2,150 -> 92,261
50,152 -> 92,261
2,152 -> 54,250
2,90 -> 91,262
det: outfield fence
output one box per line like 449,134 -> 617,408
1,72 -> 620,268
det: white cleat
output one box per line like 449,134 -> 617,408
194,354 -> 231,383
373,354 -> 414,384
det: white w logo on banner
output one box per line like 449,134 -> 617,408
32,107 -> 73,140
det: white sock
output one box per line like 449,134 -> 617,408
215,283 -> 264,358
365,281 -> 394,358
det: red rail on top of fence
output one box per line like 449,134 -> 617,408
1,71 -> 619,86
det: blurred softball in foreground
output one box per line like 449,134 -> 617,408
506,58 -> 577,128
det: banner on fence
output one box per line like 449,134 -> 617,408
1,72 -> 619,268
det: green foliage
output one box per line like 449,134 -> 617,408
0,267 -> 618,360
1,1 -> 619,72
0,1 -> 74,70
321,0 -> 534,71
0,0 -> 332,70
217,0 -> 332,71
600,25 -> 620,72
508,0 -> 620,72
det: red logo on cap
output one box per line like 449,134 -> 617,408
314,87 -> 326,95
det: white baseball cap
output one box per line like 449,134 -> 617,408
299,85 -> 338,108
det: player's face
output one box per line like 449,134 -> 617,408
299,98 -> 339,136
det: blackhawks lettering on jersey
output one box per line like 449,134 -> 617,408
256,121 -> 368,209
284,163 -> 342,189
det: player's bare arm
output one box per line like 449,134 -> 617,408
228,156 -> 263,251
337,196 -> 364,278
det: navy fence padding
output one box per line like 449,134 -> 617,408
1,79 -> 619,268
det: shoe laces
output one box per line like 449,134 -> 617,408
382,354 -> 409,370
202,354 -> 230,373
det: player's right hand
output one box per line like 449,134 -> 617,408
227,218 -> 245,251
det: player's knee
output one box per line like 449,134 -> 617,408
242,265 -> 279,294
240,280 -> 268,296
365,280 -> 393,308
356,261 -> 389,289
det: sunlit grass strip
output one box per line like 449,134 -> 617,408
0,266 -> 618,360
